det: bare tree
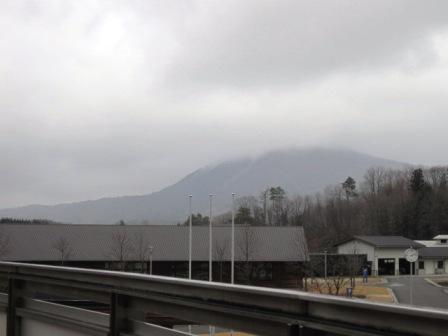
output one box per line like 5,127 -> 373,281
323,256 -> 350,296
236,225 -> 258,284
304,256 -> 349,296
110,228 -> 133,271
362,167 -> 387,195
0,228 -> 10,260
52,237 -> 72,265
291,228 -> 309,288
287,195 -> 305,226
428,166 -> 448,187
213,238 -> 229,282
259,188 -> 270,225
132,230 -> 151,273
325,275 -> 349,296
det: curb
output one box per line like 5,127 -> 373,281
425,278 -> 443,288
388,287 -> 399,304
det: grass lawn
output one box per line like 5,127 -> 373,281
428,277 -> 448,287
305,276 -> 394,303
199,278 -> 393,336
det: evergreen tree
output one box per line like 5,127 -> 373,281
235,206 -> 254,224
342,176 -> 357,200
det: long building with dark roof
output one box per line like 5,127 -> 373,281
0,224 -> 309,288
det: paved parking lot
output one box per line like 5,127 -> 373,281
384,276 -> 448,309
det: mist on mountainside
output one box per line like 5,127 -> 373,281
0,148 -> 406,224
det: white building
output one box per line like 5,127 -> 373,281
415,235 -> 448,275
335,236 -> 424,276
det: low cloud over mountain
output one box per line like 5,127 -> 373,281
0,148 -> 406,224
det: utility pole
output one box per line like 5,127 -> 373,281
149,246 -> 154,275
264,189 -> 268,225
231,193 -> 235,284
404,247 -> 418,306
188,195 -> 193,280
209,194 -> 214,282
324,250 -> 328,280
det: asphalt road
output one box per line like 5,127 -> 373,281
385,276 -> 448,310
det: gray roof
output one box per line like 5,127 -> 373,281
339,236 -> 425,249
419,247 -> 448,258
433,235 -> 448,240
0,224 -> 308,262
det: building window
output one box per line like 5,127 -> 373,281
437,261 -> 444,269
441,239 -> 447,244
419,261 -> 424,269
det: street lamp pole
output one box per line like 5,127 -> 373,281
209,194 -> 214,282
231,193 -> 236,284
149,245 -> 154,275
189,195 -> 193,280
324,250 -> 328,280
264,190 -> 268,225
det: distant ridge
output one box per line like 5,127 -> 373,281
0,148 -> 407,224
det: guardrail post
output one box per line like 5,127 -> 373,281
7,278 -> 23,336
110,293 -> 128,336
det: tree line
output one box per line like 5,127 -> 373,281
0,218 -> 59,225
304,166 -> 448,251
185,166 -> 448,251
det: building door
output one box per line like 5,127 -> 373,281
399,258 -> 411,275
378,258 -> 395,275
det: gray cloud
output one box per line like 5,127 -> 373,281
1,0 -> 448,208
164,0 -> 448,88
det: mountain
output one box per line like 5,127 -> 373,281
0,148 -> 407,224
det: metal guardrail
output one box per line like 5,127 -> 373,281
0,262 -> 448,336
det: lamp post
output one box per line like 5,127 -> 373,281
324,250 -> 328,280
209,194 -> 214,282
149,245 -> 154,275
352,241 -> 358,288
231,193 -> 236,284
189,195 -> 193,280
264,189 -> 268,225
405,247 -> 418,305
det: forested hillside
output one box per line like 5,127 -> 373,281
0,149 -> 404,224
211,166 -> 448,251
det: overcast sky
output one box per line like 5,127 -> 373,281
1,0 -> 448,208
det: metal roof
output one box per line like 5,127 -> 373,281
433,235 -> 448,240
419,247 -> 448,258
337,236 -> 425,249
415,240 -> 438,247
0,224 -> 308,262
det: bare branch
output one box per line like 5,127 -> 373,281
132,229 -> 151,273
52,237 -> 72,265
109,228 -> 133,271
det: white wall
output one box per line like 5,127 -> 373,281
337,242 -> 412,275
376,248 -> 408,259
415,259 -> 448,275
421,260 -> 435,275
337,240 -> 375,261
